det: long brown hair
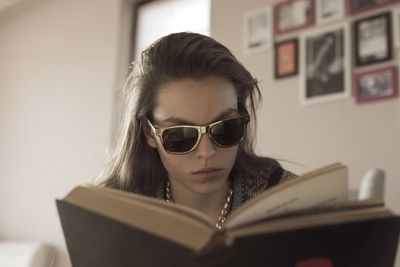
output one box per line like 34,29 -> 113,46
100,32 -> 278,196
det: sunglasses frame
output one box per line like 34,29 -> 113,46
146,115 -> 250,155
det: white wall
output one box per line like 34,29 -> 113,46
211,0 -> 400,265
0,0 -> 131,266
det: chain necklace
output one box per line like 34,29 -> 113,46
165,180 -> 233,230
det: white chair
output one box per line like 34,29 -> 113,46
358,168 -> 385,200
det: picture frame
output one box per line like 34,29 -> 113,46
354,66 -> 398,103
316,0 -> 345,25
300,23 -> 351,105
244,6 -> 273,54
347,0 -> 400,16
274,38 -> 299,79
354,12 -> 392,67
274,0 -> 315,35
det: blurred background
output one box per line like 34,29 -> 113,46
0,0 -> 399,266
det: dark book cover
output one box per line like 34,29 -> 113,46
57,200 -> 400,267
57,200 -> 197,267
195,217 -> 400,267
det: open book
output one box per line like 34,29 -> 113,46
57,163 -> 400,267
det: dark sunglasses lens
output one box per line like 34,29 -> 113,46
162,127 -> 198,153
210,118 -> 246,147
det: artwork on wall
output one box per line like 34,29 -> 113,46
348,0 -> 400,16
300,23 -> 351,105
274,39 -> 299,79
244,6 -> 272,54
354,66 -> 398,103
274,0 -> 315,35
240,0 -> 400,106
354,12 -> 392,67
316,0 -> 345,25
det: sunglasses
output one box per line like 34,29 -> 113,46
146,115 -> 250,154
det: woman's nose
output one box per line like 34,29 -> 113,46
193,134 -> 216,158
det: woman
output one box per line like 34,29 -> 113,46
101,32 -> 295,229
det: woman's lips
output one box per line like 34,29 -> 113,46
191,168 -> 222,179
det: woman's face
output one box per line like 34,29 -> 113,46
144,76 -> 240,197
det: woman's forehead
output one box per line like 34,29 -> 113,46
152,76 -> 238,125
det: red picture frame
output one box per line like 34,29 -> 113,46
354,66 -> 398,103
347,0 -> 400,16
274,0 -> 315,35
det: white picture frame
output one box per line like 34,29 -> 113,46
243,6 -> 272,54
316,0 -> 344,25
300,23 -> 351,105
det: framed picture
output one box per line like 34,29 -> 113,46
354,12 -> 392,67
393,7 -> 400,48
274,0 -> 315,35
244,6 -> 272,54
316,0 -> 345,25
354,66 -> 398,103
348,0 -> 400,16
300,23 -> 351,105
275,39 -> 299,79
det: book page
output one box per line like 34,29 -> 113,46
92,185 -> 214,226
226,163 -> 348,229
229,206 -> 393,238
61,186 -> 215,251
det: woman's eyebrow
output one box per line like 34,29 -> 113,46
162,108 -> 239,125
162,117 -> 193,125
212,108 -> 240,121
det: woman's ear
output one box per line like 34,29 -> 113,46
142,118 -> 157,149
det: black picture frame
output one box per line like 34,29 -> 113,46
354,12 -> 392,67
274,38 -> 299,79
